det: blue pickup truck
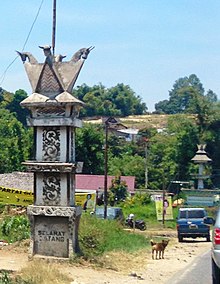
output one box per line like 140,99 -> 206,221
177,207 -> 213,242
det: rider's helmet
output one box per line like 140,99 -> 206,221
129,213 -> 134,219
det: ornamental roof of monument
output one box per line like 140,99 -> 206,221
191,144 -> 212,163
20,91 -> 85,107
18,46 -> 94,106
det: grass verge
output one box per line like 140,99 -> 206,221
78,214 -> 150,260
0,260 -> 72,284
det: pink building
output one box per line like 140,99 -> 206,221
75,174 -> 135,194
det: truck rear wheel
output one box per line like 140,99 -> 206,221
206,235 -> 211,242
178,235 -> 183,242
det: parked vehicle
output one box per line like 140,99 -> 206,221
211,208 -> 220,283
92,207 -> 124,221
176,207 -> 213,242
125,215 -> 146,231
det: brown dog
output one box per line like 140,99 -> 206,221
150,239 -> 169,260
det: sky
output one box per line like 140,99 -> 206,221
1,1 -> 220,111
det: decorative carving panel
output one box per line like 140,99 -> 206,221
35,107 -> 66,117
27,205 -> 78,218
22,162 -> 75,173
42,127 -> 60,161
36,62 -> 63,96
42,173 -> 61,205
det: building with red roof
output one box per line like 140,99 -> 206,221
75,174 -> 135,194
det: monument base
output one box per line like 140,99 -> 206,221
27,205 -> 82,258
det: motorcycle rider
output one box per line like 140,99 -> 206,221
127,213 -> 135,229
128,213 -> 134,220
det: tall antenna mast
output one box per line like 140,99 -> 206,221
52,0 -> 56,56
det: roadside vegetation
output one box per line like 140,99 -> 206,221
78,214 -> 149,258
0,261 -> 72,284
0,195 -> 180,261
0,203 -> 150,283
0,194 -> 177,283
0,215 -> 30,243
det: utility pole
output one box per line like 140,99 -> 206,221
103,117 -> 119,219
162,180 -> 165,226
144,138 -> 149,189
52,0 -> 56,56
104,119 -> 109,219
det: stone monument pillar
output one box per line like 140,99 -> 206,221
18,45 -> 93,258
191,144 -> 212,190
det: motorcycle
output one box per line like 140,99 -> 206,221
125,217 -> 146,231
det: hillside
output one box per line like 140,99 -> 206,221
120,114 -> 170,129
84,114 -> 195,130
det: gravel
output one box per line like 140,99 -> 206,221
0,172 -> 33,191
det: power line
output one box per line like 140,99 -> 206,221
0,57 -> 18,86
0,0 -> 45,86
21,0 -> 45,52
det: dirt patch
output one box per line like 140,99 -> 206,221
0,233 -> 211,284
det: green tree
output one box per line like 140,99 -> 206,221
147,115 -> 199,189
167,115 -> 199,181
186,89 -> 213,140
0,109 -> 31,172
109,176 -> 128,204
6,89 -> 30,126
202,105 -> 220,187
75,123 -> 104,174
108,154 -> 145,188
206,89 -> 218,103
148,132 -> 177,189
108,135 -> 138,158
74,83 -> 147,117
106,84 -> 147,116
154,74 -> 214,115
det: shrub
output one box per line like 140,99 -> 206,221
0,215 -> 30,243
120,195 -> 156,221
0,271 -> 13,284
132,192 -> 152,205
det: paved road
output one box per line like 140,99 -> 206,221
166,249 -> 211,284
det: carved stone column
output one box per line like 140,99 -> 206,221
18,45 -> 92,258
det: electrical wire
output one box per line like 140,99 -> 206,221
0,0 -> 45,86
21,0 -> 45,52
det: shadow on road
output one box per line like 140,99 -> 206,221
180,238 -> 210,243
